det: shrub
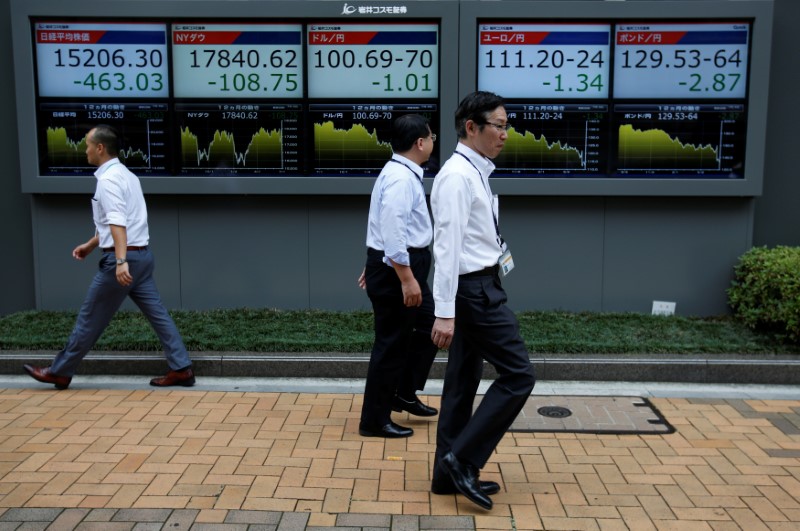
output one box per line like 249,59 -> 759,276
728,246 -> 800,343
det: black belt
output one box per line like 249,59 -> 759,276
460,264 -> 498,278
367,246 -> 429,256
102,246 -> 147,252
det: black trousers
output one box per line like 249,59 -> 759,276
360,247 -> 438,428
434,271 -> 535,474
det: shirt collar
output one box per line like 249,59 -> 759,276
455,143 -> 496,176
391,153 -> 424,179
94,157 -> 121,179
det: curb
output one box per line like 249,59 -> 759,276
3,351 -> 799,385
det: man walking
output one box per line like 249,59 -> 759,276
358,114 -> 440,438
24,125 -> 195,390
429,92 -> 536,510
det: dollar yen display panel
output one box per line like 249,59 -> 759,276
307,22 -> 440,177
33,21 -> 171,176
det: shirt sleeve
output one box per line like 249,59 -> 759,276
431,168 -> 472,318
379,175 -> 415,267
96,175 -> 128,227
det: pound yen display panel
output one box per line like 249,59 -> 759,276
493,103 -> 608,176
613,22 -> 750,99
175,103 -> 302,176
310,103 -> 439,176
613,103 -> 746,177
37,102 -> 169,175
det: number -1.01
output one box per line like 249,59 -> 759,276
377,73 -> 431,92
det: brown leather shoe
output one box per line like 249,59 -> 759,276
23,364 -> 71,390
150,368 -> 195,387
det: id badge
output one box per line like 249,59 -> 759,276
498,249 -> 514,276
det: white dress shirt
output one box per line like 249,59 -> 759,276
366,153 -> 433,267
92,158 -> 149,249
431,143 -> 504,318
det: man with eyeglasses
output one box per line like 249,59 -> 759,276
429,92 -> 536,510
357,114 -> 440,439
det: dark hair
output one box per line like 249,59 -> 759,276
90,124 -> 121,156
454,91 -> 505,139
391,114 -> 431,152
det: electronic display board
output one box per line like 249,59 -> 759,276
37,101 -> 169,175
613,22 -> 749,99
10,0 -> 771,195
175,102 -> 303,176
171,23 -> 303,99
493,103 -> 608,176
309,102 -> 439,176
307,22 -> 439,98
475,17 -> 754,181
478,23 -> 610,99
35,21 -> 169,98
613,103 -> 746,177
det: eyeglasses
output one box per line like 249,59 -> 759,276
484,121 -> 510,132
429,133 -> 437,142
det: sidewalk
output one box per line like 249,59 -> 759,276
0,377 -> 799,530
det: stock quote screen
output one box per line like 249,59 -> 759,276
477,20 -> 751,178
31,17 -> 751,179
32,19 -> 439,177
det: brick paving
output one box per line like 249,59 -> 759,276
0,388 -> 799,530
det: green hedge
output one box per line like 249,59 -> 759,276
728,246 -> 800,343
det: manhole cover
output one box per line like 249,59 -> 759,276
538,406 -> 572,418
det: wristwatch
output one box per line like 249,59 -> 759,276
116,257 -> 127,265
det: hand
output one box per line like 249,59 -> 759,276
116,262 -> 133,286
357,268 -> 366,290
401,278 -> 422,307
431,317 -> 455,349
72,242 -> 95,260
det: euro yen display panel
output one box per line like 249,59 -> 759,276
462,0 -> 772,196
10,0 -> 457,194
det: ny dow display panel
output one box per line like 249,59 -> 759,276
171,23 -> 304,99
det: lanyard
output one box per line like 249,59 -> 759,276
455,151 -> 505,249
389,158 -> 423,184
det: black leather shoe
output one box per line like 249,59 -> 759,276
392,395 -> 438,417
431,475 -> 500,496
439,452 -> 493,510
359,421 -> 413,438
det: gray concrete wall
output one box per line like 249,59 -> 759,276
753,0 -> 800,247
2,0 -> 796,317
0,1 -> 34,314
